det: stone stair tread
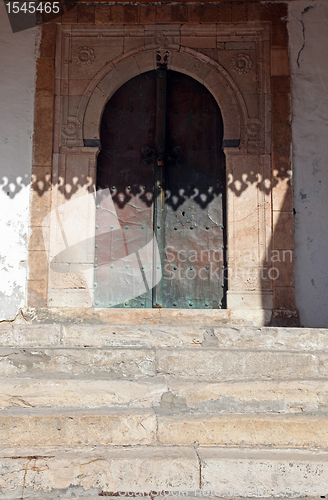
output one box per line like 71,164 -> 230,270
2,444 -> 328,461
0,496 -> 325,500
0,446 -> 199,499
0,378 -> 327,414
1,323 -> 328,350
0,377 -> 167,409
1,446 -> 328,499
0,345 -> 326,380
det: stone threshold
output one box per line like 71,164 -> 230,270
20,307 -> 233,326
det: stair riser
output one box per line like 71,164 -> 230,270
167,379 -> 328,413
0,348 -> 156,378
0,447 -> 328,499
1,411 -> 328,448
0,379 -> 166,409
0,379 -> 328,414
157,350 -> 323,380
157,414 -> 328,447
0,324 -> 213,348
0,410 -> 156,447
2,325 -> 328,350
0,348 -> 327,380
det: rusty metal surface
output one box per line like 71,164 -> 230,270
95,70 -> 226,309
163,71 -> 225,309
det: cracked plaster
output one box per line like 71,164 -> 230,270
0,3 -> 39,320
289,1 -> 328,326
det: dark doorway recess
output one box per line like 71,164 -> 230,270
95,69 -> 226,309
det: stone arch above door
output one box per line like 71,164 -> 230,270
81,47 -> 245,147
57,24 -> 270,156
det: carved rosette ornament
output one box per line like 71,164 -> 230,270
74,46 -> 95,66
62,117 -> 83,146
240,118 -> 264,150
230,272 -> 259,291
232,53 -> 253,74
244,119 -> 263,138
242,119 -> 263,150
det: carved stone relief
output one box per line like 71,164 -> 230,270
74,46 -> 95,66
232,53 -> 253,74
56,24 -> 270,155
62,117 -> 83,147
243,118 -> 264,149
153,31 -> 173,48
156,50 -> 170,69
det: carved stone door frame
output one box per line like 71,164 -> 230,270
44,22 -> 273,325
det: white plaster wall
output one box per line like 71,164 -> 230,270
289,1 -> 328,327
0,3 -> 39,320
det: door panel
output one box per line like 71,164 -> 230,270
163,72 -> 225,309
95,71 -> 157,308
94,69 -> 226,309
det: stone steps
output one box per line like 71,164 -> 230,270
1,323 -> 328,498
1,446 -> 328,499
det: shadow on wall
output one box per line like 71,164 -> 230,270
3,153 -> 291,200
26,146 -> 296,325
1,175 -> 31,199
24,105 -> 297,325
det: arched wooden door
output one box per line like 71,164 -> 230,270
94,69 -> 226,309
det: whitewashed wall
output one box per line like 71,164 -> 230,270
289,1 -> 328,327
0,3 -> 39,320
